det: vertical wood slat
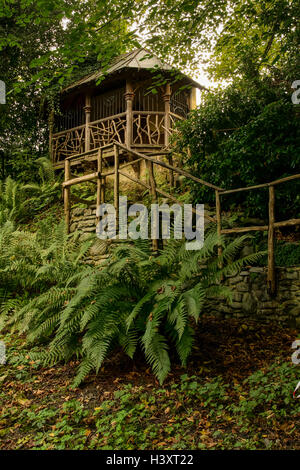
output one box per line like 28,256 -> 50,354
64,159 -> 71,233
114,144 -> 119,232
267,185 -> 276,294
147,160 -> 159,252
101,177 -> 106,205
163,84 -> 174,187
164,83 -> 171,147
96,148 -> 103,224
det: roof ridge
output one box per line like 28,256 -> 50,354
62,48 -> 203,93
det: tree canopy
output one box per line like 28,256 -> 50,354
0,0 -> 299,179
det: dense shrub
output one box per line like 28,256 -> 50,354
174,81 -> 300,220
0,161 -> 61,224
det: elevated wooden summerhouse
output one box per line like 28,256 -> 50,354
50,49 -> 204,169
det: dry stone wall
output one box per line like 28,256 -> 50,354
205,266 -> 300,327
70,208 -> 300,326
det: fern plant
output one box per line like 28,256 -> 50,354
0,160 -> 61,225
9,231 -> 265,387
0,220 -> 93,331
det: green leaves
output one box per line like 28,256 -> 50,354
0,217 -> 265,387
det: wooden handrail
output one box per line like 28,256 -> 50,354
116,142 -> 224,191
219,173 -> 300,195
65,143 -> 114,161
62,140 -> 299,296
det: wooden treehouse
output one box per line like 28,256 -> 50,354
50,49 -> 204,169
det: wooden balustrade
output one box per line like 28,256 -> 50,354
52,110 -> 184,164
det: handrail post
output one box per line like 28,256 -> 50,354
114,144 -> 120,234
163,84 -> 174,187
147,160 -> 159,252
64,159 -> 71,233
96,148 -> 103,225
267,185 -> 276,295
163,83 -> 171,148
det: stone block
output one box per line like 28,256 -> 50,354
242,293 -> 257,314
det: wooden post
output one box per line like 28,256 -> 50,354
163,84 -> 174,187
101,177 -> 106,205
267,185 -> 276,295
64,159 -> 71,233
215,190 -> 223,272
125,81 -> 134,148
96,148 -> 103,224
114,144 -> 119,233
147,160 -> 159,252
163,83 -> 171,147
84,93 -> 91,153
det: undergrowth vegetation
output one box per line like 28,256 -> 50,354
0,329 -> 299,450
0,159 -> 61,225
0,216 -> 264,386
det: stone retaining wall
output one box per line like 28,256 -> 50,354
70,206 -> 97,236
70,207 -> 109,265
205,266 -> 300,327
70,208 -> 300,326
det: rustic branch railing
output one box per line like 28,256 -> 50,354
62,141 -> 300,295
132,111 -> 165,146
52,110 -> 184,163
52,124 -> 86,162
89,113 -> 127,150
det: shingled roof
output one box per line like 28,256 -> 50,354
62,48 -> 204,93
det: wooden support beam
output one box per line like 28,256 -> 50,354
163,83 -> 171,147
163,83 -> 174,188
101,176 -> 106,205
274,218 -> 300,228
116,142 -> 223,191
114,144 -> 119,231
219,173 -> 300,195
64,159 -> 71,233
118,170 -> 212,221
147,160 -> 159,252
84,93 -> 91,153
96,148 -> 103,224
62,172 -> 99,187
221,225 -> 268,234
267,185 -> 276,295
125,81 -> 134,148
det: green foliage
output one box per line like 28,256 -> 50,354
1,344 -> 298,450
0,0 -> 139,179
255,239 -> 300,267
142,0 -> 299,81
0,219 -> 93,331
0,169 -> 61,225
1,228 -> 264,386
175,85 -> 300,219
231,362 -> 300,423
